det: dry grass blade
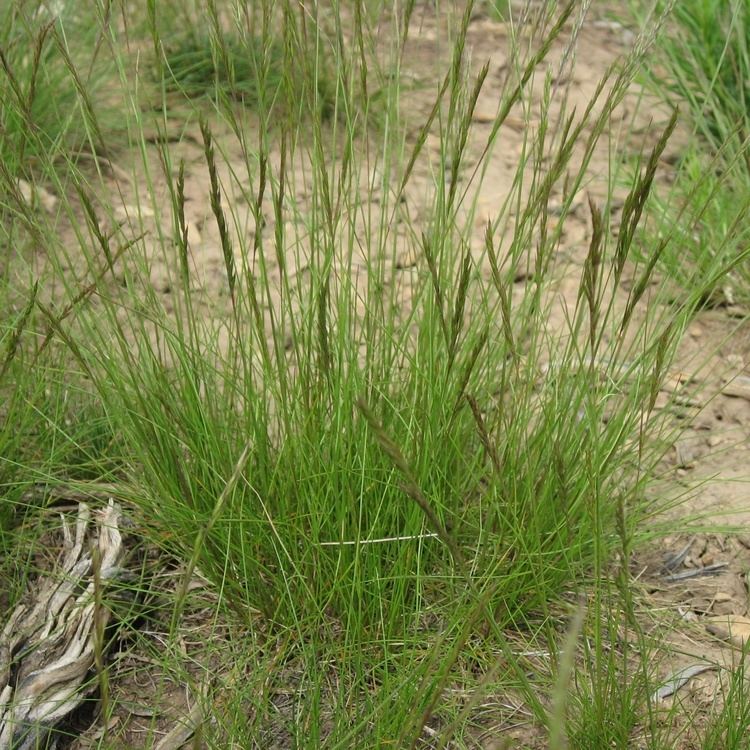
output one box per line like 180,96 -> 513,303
153,700 -> 204,750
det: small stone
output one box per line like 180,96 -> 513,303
472,103 -> 497,124
115,204 -> 154,222
186,220 -> 202,246
706,615 -> 750,646
722,375 -> 750,400
678,608 -> 698,622
475,205 -> 494,230
726,354 -> 745,370
17,178 -> 58,213
707,435 -> 723,448
714,600 -> 739,616
503,115 -> 527,132
395,247 -> 419,270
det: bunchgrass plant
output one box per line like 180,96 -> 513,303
151,4 -> 344,122
0,1 -> 120,178
159,31 -> 283,105
1,0 -> 747,746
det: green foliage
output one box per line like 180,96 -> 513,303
156,13 -> 341,121
485,0 -> 514,20
1,0 -> 748,745
702,648 -> 750,750
658,0 -> 749,147
0,1 -> 118,175
637,0 -> 750,307
160,32 -> 280,104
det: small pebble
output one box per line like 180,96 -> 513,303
726,354 -> 745,370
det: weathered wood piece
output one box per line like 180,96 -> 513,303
0,501 -> 126,750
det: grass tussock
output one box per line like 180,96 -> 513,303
153,4 -> 350,124
1,0 -> 748,746
0,2 -> 121,176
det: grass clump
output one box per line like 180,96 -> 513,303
160,31 -> 282,105
631,0 -> 750,308
0,2 -> 119,177
654,0 -> 749,146
61,3 -> 680,639
153,6 -> 342,122
1,0 -> 748,746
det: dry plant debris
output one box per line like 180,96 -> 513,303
0,501 -> 126,750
